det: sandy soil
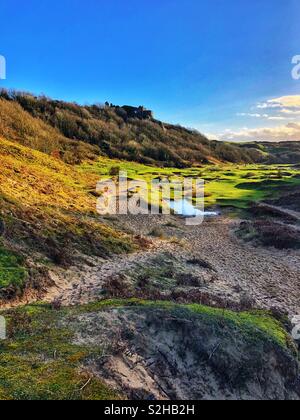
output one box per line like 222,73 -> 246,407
67,306 -> 300,400
46,214 -> 300,316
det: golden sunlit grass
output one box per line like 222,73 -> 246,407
0,137 -> 134,278
0,136 -> 98,211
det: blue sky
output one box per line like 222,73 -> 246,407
0,0 -> 300,141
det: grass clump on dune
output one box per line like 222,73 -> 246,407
0,303 -> 121,400
0,355 -> 120,401
0,299 -> 295,400
73,298 -> 292,349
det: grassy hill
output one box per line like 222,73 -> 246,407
0,96 -> 100,164
0,137 -> 134,299
0,89 -> 267,167
240,141 -> 300,164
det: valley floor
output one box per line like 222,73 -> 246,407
1,214 -> 300,400
22,212 -> 297,400
45,214 -> 300,316
1,138 -> 300,399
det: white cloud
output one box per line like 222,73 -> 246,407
237,95 -> 300,125
257,102 -> 280,109
267,116 -> 290,121
268,96 -> 300,108
237,113 -> 269,118
219,122 -> 300,142
205,132 -> 220,140
237,111 -> 295,121
280,108 -> 300,115
257,95 -> 300,110
236,112 -> 263,118
207,94 -> 300,142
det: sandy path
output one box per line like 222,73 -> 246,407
45,234 -> 178,306
184,218 -> 300,315
45,214 -> 300,315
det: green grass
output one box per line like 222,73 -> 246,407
79,158 -> 300,209
0,356 -> 119,400
187,304 -> 289,348
0,303 -> 121,400
0,244 -> 28,290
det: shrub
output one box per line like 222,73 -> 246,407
237,220 -> 300,249
148,228 -> 165,239
109,166 -> 121,177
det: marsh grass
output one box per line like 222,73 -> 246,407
80,158 -> 300,209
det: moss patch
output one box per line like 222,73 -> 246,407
0,244 -> 28,290
0,356 -> 118,400
0,303 -> 121,400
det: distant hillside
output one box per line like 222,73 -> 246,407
239,141 -> 300,164
0,89 -> 266,167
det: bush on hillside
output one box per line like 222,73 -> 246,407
0,89 -> 272,168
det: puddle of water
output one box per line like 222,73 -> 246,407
168,199 -> 219,217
